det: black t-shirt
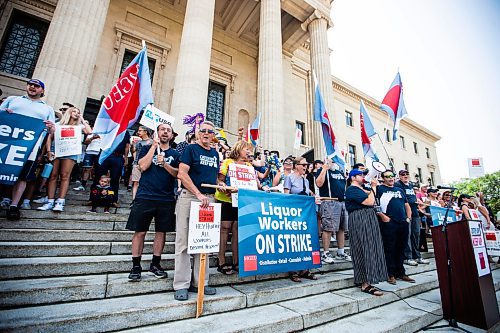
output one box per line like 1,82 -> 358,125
136,145 -> 180,201
306,172 -> 316,194
345,185 -> 371,213
113,131 -> 130,155
180,143 -> 219,194
315,169 -> 346,201
376,184 -> 408,223
394,180 -> 419,217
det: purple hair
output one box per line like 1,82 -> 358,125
183,113 -> 205,134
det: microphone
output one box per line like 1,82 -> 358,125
437,185 -> 457,190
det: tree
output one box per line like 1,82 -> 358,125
452,171 -> 500,217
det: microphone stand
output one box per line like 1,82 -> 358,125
424,189 -> 471,333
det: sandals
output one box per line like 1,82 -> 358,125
232,264 -> 239,273
217,263 -> 234,275
361,285 -> 383,296
299,271 -> 318,280
174,288 -> 189,301
289,273 -> 302,282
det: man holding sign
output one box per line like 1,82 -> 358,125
174,121 -> 221,301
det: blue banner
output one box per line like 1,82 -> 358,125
238,189 -> 321,277
0,113 -> 46,185
429,206 -> 459,227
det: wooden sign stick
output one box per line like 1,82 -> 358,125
318,197 -> 338,201
201,183 -> 238,191
196,253 -> 207,318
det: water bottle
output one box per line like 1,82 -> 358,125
41,163 -> 53,179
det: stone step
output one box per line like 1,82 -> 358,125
0,259 -> 438,307
0,229 -> 175,242
29,203 -> 131,215
0,210 -> 128,221
0,268 -> 441,332
64,193 -> 132,204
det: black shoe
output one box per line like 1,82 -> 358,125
128,266 -> 142,282
6,206 -> 20,220
149,264 -> 168,279
188,285 -> 216,295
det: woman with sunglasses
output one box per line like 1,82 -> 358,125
283,157 -> 318,282
345,169 -> 387,296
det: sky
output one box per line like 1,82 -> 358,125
328,0 -> 500,183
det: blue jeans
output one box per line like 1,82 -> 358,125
93,154 -> 124,203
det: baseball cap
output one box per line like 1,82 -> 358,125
399,169 -> 410,175
348,169 -> 364,178
27,79 -> 45,90
427,188 -> 439,193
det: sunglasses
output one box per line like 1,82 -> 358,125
199,129 -> 215,134
296,163 -> 308,166
383,175 -> 395,179
400,173 -> 409,176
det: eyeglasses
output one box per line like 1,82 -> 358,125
28,83 -> 41,88
199,129 -> 215,134
296,163 -> 308,166
383,175 -> 395,179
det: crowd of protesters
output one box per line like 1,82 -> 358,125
1,78 -> 498,301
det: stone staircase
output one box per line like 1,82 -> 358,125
0,185 -> 498,332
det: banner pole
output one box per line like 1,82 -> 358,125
376,133 -> 396,172
196,253 -> 207,318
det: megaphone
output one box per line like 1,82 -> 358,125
365,159 -> 387,182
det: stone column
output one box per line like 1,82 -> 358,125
170,0 -> 216,133
33,0 -> 110,110
257,0 -> 285,151
305,12 -> 335,158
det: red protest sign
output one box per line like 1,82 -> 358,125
199,206 -> 214,223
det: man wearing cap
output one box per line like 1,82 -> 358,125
316,159 -> 351,264
0,79 -> 55,220
376,170 -> 415,284
126,123 -> 180,281
395,170 -> 429,266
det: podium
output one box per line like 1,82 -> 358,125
431,220 -> 500,330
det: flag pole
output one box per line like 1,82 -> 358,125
376,133 -> 396,172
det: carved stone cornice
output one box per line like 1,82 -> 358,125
209,64 -> 237,92
301,9 -> 333,32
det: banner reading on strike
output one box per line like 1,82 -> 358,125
237,189 -> 321,277
429,206 -> 460,227
0,113 -> 46,185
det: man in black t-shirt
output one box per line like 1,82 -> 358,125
126,124 -> 180,281
376,170 -> 414,284
316,159 -> 351,264
173,121 -> 221,301
395,170 -> 429,266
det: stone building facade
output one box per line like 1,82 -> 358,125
0,0 -> 441,185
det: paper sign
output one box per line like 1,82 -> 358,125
485,231 -> 500,256
54,125 -> 82,157
469,221 -> 490,277
188,202 -> 221,254
293,128 -> 302,150
139,104 -> 175,130
227,163 -> 258,207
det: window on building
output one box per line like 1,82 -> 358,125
413,142 -> 419,154
417,167 -> 422,183
430,172 -> 435,186
206,81 -> 226,128
0,10 -> 49,78
425,147 -> 430,159
120,49 -> 155,81
348,144 -> 357,166
400,136 -> 406,149
295,121 -> 305,145
385,129 -> 391,142
345,111 -> 353,127
403,163 -> 409,172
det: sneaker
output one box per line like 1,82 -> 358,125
128,266 -> 142,282
188,285 -> 216,295
404,259 -> 418,266
20,202 -> 31,210
321,252 -> 335,264
87,208 -> 97,213
37,202 -> 54,211
0,198 -> 12,209
6,206 -> 20,220
149,264 -> 168,279
336,253 -> 352,261
33,196 -> 49,204
73,185 -> 85,191
104,207 -> 110,214
52,200 -> 65,212
416,258 -> 430,265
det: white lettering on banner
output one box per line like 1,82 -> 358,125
255,233 -> 313,255
0,125 -> 36,140
200,155 -> 218,168
103,64 -> 139,110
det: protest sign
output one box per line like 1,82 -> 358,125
187,202 -> 221,254
485,231 -> 500,256
429,206 -> 459,227
293,128 -> 302,150
0,113 -> 46,185
139,104 -> 175,130
237,189 -> 321,277
54,125 -> 82,157
227,163 -> 258,207
469,221 -> 490,277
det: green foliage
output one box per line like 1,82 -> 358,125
451,171 -> 500,215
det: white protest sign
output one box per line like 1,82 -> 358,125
469,220 -> 490,277
188,202 -> 221,254
485,230 -> 500,256
139,104 -> 175,130
293,128 -> 302,150
54,125 -> 82,157
228,163 -> 258,207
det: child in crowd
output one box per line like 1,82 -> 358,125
88,176 -> 114,213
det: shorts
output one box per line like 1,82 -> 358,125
131,165 -> 142,182
82,153 -> 98,168
59,155 -> 79,162
320,201 -> 348,232
218,200 -> 238,221
18,160 -> 39,182
126,199 -> 176,232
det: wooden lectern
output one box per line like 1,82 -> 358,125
431,220 -> 500,330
